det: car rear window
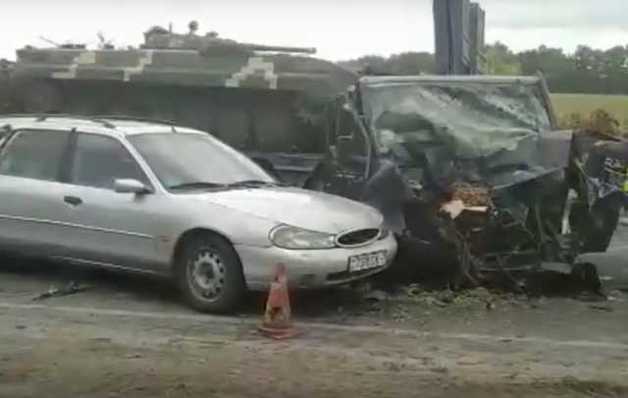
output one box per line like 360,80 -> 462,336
0,129 -> 71,182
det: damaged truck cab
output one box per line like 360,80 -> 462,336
295,75 -> 625,285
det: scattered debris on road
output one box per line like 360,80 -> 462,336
124,353 -> 144,359
363,289 -> 388,303
349,270 -> 618,321
392,285 -> 509,309
588,304 -> 614,312
33,281 -> 90,301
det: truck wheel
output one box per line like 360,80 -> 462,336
175,233 -> 246,313
14,80 -> 63,113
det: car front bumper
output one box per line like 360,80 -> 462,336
235,234 -> 398,290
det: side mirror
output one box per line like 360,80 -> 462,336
113,179 -> 151,194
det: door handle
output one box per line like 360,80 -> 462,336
64,195 -> 83,206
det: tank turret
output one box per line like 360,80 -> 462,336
142,23 -> 316,55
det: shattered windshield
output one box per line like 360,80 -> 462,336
362,81 -> 552,160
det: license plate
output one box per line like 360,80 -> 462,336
348,251 -> 387,272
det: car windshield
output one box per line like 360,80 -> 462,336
362,81 -> 552,160
129,133 -> 274,190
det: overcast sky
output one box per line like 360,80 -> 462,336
1,0 -> 626,61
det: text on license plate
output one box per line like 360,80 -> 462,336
348,251 -> 387,272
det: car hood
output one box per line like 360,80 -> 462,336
196,187 -> 383,234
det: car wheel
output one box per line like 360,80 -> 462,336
175,233 -> 246,313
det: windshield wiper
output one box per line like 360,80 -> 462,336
168,181 -> 226,190
226,180 -> 280,188
169,180 -> 281,191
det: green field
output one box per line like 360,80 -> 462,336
551,93 -> 628,129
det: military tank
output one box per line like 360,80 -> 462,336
0,59 -> 14,113
8,22 -> 357,155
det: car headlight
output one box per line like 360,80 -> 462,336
270,224 -> 336,250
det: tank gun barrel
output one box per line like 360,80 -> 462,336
241,43 -> 316,54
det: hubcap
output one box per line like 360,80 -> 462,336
189,249 -> 226,301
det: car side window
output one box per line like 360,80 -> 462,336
0,129 -> 71,182
71,133 -> 149,190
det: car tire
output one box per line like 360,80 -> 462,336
175,233 -> 246,313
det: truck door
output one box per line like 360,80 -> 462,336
322,103 -> 371,201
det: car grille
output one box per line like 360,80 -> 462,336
336,228 -> 380,247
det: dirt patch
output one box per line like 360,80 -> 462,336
1,334 -> 626,398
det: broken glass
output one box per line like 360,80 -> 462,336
362,81 -> 551,160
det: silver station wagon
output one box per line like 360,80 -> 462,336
0,115 -> 397,312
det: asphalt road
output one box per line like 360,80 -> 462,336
0,227 -> 627,397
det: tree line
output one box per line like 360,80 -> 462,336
338,43 -> 628,95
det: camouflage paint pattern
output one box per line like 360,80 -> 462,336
13,46 -> 356,99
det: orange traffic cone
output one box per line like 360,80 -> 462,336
258,264 -> 300,340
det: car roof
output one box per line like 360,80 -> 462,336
0,115 -> 205,138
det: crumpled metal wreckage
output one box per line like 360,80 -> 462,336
295,75 -> 627,292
